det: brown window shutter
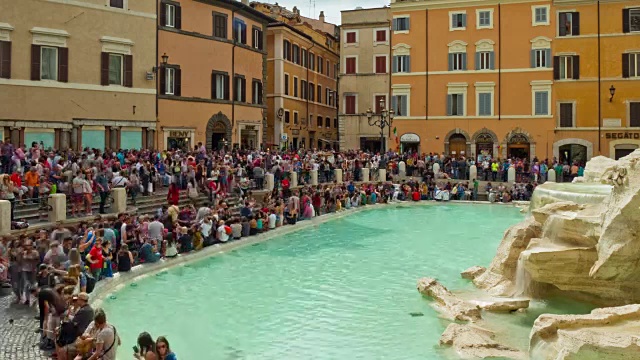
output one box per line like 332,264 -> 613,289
241,78 -> 246,102
631,103 -> 640,127
622,53 -> 630,78
160,3 -> 166,26
31,45 -> 41,80
0,41 -> 10,79
174,68 -> 181,96
124,54 -> 133,87
101,52 -> 109,85
241,23 -> 247,45
211,72 -> 215,99
175,5 -> 182,29
224,74 -> 230,100
553,56 -> 560,80
159,66 -> 166,94
572,12 -> 580,36
58,47 -> 68,83
572,55 -> 579,80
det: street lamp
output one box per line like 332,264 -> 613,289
609,85 -> 616,102
366,98 -> 394,153
153,53 -> 169,73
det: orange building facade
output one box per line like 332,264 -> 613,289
390,0 -> 557,160
553,0 -> 640,161
253,2 -> 340,150
157,0 -> 272,151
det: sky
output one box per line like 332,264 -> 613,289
259,0 -> 390,25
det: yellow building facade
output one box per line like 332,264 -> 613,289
553,0 -> 640,161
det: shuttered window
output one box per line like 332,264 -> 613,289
284,74 -> 289,95
317,85 -> 322,103
622,8 -> 640,33
478,93 -> 492,116
345,95 -> 356,114
534,91 -> 549,115
622,53 -> 640,78
234,76 -> 246,102
161,2 -> 181,29
559,12 -> 580,36
375,56 -> 386,73
252,79 -> 262,104
309,82 -> 314,101
346,32 -> 357,43
211,72 -> 229,100
531,49 -> 551,68
448,53 -> 467,71
392,17 -> 410,31
345,57 -> 356,74
392,55 -> 410,73
110,0 -> 124,8
554,55 -> 580,80
376,30 -> 387,42
252,27 -> 263,50
0,41 -> 10,79
559,103 -> 573,127
475,51 -> 494,70
451,13 -> 467,29
391,95 -> 408,116
233,18 -> 247,45
630,102 -> 640,127
101,52 -> 132,87
213,13 -> 228,39
446,94 -> 464,116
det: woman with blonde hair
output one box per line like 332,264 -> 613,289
0,174 -> 17,221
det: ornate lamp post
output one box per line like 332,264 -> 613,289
366,98 -> 394,153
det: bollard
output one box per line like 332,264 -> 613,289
378,169 -> 387,182
290,171 -> 298,188
334,168 -> 343,183
433,163 -> 440,177
0,200 -> 10,235
398,161 -> 406,178
362,168 -> 370,183
48,193 -> 67,222
265,173 -> 275,191
111,188 -> 127,214
508,166 -> 516,183
469,165 -> 478,181
547,169 -> 556,182
310,170 -> 318,186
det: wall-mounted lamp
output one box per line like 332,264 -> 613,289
609,85 -> 616,102
152,53 -> 170,73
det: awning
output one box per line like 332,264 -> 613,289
319,138 -> 339,143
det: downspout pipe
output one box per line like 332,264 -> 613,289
498,2 -> 501,122
155,0 -> 159,149
307,42 -> 315,149
388,18 -> 393,150
231,8 -> 236,149
597,1 -> 601,153
425,8 -> 428,154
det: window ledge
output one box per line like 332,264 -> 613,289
477,25 -> 493,30
393,30 -> 409,35
533,22 -> 550,27
450,27 -> 466,32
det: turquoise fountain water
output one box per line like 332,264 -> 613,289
100,204 -> 586,359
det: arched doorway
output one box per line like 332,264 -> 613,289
475,133 -> 495,160
559,144 -> 587,165
507,133 -> 530,159
206,112 -> 232,151
449,134 -> 467,157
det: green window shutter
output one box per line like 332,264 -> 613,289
446,94 -> 452,116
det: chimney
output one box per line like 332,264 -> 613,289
319,11 -> 325,23
293,6 -> 298,15
240,0 -> 249,5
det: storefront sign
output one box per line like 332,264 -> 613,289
400,133 -> 420,143
169,130 -> 190,138
603,118 -> 621,127
244,125 -> 256,130
605,132 -> 640,139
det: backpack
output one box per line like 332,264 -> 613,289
85,273 -> 97,294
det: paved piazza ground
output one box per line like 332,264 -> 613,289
0,295 -> 48,360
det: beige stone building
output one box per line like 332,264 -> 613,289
0,0 -> 156,150
339,7 -> 392,151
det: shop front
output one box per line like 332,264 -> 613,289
400,133 -> 420,153
606,131 -> 640,160
238,123 -> 260,150
507,133 -> 530,160
164,129 -> 194,151
360,136 -> 383,152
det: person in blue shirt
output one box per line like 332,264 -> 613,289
156,336 -> 177,360
346,182 -> 355,196
139,239 -> 160,263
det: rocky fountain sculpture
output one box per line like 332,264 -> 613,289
417,149 -> 640,359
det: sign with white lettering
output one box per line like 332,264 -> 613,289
400,133 -> 420,143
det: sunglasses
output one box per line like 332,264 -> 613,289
157,344 -> 167,349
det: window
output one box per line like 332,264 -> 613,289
345,57 -> 356,74
234,76 -> 246,102
392,95 -> 408,116
393,55 -> 410,73
325,88 -> 330,105
213,13 -> 227,39
478,93 -> 492,116
477,10 -> 492,29
252,79 -> 262,104
623,8 -> 640,33
41,46 -> 58,81
559,12 -> 580,36
165,67 -> 175,95
284,74 -> 289,95
211,72 -> 229,100
309,53 -> 315,71
0,41 -> 10,79
165,4 -> 175,27
534,91 -> 549,115
346,31 -> 357,44
476,51 -> 494,70
233,18 -> 247,45
318,56 -> 323,74
294,112 -> 299,125
334,118 -> 338,128
301,80 -> 307,99
451,12 -> 467,30
554,55 -> 579,80
293,76 -> 298,97
325,117 -> 330,128
317,84 -> 322,103
393,17 -> 410,31
284,110 -> 290,123
448,52 -> 467,71
375,56 -> 387,73
376,30 -> 387,42
109,0 -> 124,8
533,6 -> 549,25
101,52 -> 131,87
630,102 -> 640,127
283,40 -> 291,61
252,28 -> 263,50
446,94 -> 464,116
531,49 -> 551,68
292,44 -> 299,64
559,103 -> 574,127
317,116 -> 322,128
345,95 -> 356,114
326,59 -> 330,76
309,82 -> 314,102
375,95 -> 386,113
329,90 -> 334,107
622,53 -> 640,78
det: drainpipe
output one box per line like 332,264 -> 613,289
232,8 -> 236,147
597,1 -> 601,154
425,8 -> 428,154
155,0 -> 159,149
498,2 -> 501,122
307,42 -> 315,149
388,17 -> 393,150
